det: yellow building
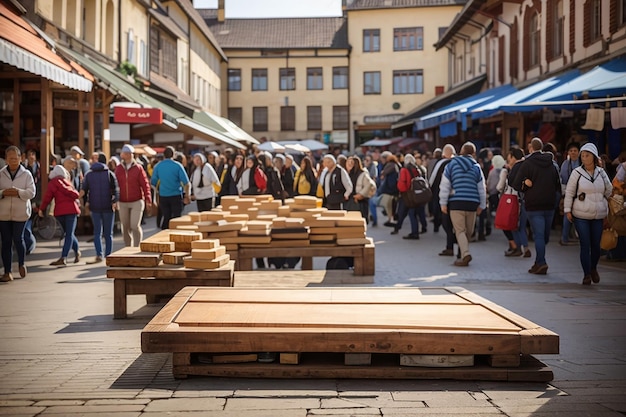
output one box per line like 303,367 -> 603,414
202,7 -> 350,146
346,0 -> 464,147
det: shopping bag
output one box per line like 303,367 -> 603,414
494,193 -> 519,231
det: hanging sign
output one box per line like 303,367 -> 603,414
114,107 -> 163,124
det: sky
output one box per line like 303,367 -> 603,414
193,0 -> 343,18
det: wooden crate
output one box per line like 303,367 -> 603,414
142,287 -> 559,380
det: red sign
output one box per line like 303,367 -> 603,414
114,107 -> 163,124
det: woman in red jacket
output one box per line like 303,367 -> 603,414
392,154 -> 420,240
38,165 -> 81,266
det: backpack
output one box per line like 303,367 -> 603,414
402,166 -> 432,208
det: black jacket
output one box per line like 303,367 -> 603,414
512,152 -> 560,211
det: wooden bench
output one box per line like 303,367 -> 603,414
235,242 -> 375,275
106,247 -> 234,319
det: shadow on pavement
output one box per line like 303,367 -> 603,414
55,314 -> 149,333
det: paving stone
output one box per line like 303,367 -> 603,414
224,397 -> 320,410
322,396 -> 425,409
33,400 -> 85,406
0,406 -> 45,416
85,398 -> 150,405
380,407 -> 505,415
39,404 -> 145,414
142,411 -> 306,417
172,390 -> 233,398
0,400 -> 34,406
307,408 -> 381,415
144,398 -> 224,412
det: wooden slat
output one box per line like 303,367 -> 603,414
106,247 -> 162,267
174,303 -> 522,332
107,261 -> 234,279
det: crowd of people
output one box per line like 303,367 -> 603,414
1,139 -> 625,285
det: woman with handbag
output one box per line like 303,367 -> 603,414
563,143 -> 612,285
497,148 -> 531,258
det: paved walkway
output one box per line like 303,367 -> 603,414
1,210 -> 625,416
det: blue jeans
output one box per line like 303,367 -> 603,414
57,214 -> 79,258
572,217 -> 603,275
0,220 -> 26,273
369,197 -> 379,225
91,211 -> 115,257
512,204 -> 529,248
395,199 -> 418,235
561,214 -> 573,242
527,210 -> 554,265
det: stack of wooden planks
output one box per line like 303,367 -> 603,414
165,195 -> 371,250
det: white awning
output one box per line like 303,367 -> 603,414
0,38 -> 92,92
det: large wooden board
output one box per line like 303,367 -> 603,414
142,287 -> 559,357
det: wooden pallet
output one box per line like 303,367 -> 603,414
142,287 -> 559,380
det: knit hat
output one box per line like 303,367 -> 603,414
403,154 -> 416,166
50,165 -> 69,180
491,154 -> 506,170
322,154 -> 336,164
70,145 -> 84,156
274,154 -> 285,162
580,142 -> 599,159
121,144 -> 135,154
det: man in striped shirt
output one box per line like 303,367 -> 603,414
439,142 -> 487,267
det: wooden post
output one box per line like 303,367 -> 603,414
102,90 -> 110,157
88,92 -> 95,155
40,79 -> 52,193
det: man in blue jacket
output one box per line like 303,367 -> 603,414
439,142 -> 486,267
81,152 -> 120,263
150,146 -> 190,229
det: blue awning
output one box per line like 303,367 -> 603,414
417,84 -> 517,131
471,69 -> 581,119
499,56 -> 626,112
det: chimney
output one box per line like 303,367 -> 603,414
218,0 -> 225,22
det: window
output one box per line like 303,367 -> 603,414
150,27 -> 177,81
393,70 -> 423,94
280,68 -> 295,90
552,1 -> 564,57
228,107 -> 242,127
394,27 -> 423,51
363,29 -> 380,52
307,106 -> 322,131
438,27 -> 448,41
228,69 -> 241,91
333,67 -> 348,89
332,106 -> 349,130
591,0 -> 602,41
253,107 -> 268,131
138,40 -> 147,76
252,68 -> 267,91
307,67 -> 323,90
620,0 -> 626,26
281,106 -> 295,131
363,72 -> 381,94
529,12 -> 541,67
127,29 -> 135,64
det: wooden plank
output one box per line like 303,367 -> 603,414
192,239 -> 220,249
162,252 -> 189,265
400,354 -> 474,368
139,241 -> 175,253
212,353 -> 258,364
183,254 -> 230,269
234,270 -> 374,286
191,247 -> 226,260
106,247 -> 162,267
280,353 -> 300,365
169,353 -> 553,381
107,261 -> 234,279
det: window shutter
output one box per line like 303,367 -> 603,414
609,0 -> 618,34
498,36 -> 505,84
546,0 -> 554,62
523,8 -> 531,71
583,1 -> 591,47
569,0 -> 576,53
510,19 -> 519,79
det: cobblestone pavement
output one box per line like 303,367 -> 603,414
1,208 -> 625,416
